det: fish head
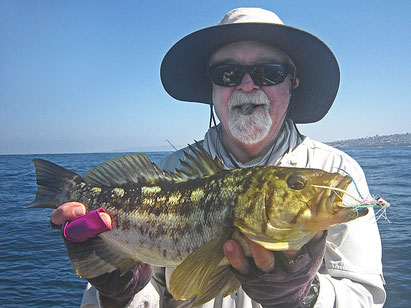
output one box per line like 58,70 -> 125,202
265,167 -> 369,232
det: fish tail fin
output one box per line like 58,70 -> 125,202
26,159 -> 84,209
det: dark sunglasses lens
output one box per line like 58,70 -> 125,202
210,64 -> 291,87
251,64 -> 289,86
210,65 -> 244,86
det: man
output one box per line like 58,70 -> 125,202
52,8 -> 386,307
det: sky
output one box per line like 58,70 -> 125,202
1,0 -> 410,154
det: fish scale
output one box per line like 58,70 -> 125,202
69,174 -> 240,267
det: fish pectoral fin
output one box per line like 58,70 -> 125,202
169,233 -> 231,303
66,234 -> 134,279
192,265 -> 240,306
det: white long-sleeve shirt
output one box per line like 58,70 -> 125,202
81,134 -> 385,308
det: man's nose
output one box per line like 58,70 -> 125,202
235,73 -> 260,92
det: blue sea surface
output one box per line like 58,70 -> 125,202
0,147 -> 409,307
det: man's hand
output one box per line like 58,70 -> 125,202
51,202 -> 112,242
223,232 -> 324,273
52,203 -> 152,303
223,232 -> 326,307
51,202 -> 87,226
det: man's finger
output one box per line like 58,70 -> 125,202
99,212 -> 112,228
51,202 -> 86,225
63,208 -> 112,242
223,239 -> 249,274
282,231 -> 324,258
313,231 -> 324,240
246,237 -> 275,273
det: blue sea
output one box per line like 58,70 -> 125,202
0,147 -> 409,307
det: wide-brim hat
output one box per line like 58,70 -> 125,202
160,8 -> 340,124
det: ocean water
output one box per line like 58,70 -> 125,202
0,147 -> 409,307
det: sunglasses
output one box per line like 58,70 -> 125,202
208,63 -> 293,87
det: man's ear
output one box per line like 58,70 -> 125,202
293,77 -> 300,89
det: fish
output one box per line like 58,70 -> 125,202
27,143 -> 383,306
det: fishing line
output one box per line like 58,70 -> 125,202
333,168 -> 365,200
165,139 -> 178,151
329,168 -> 391,222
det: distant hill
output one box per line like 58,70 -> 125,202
327,133 -> 411,147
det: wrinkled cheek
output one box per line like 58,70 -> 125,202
212,86 -> 233,125
267,94 -> 291,122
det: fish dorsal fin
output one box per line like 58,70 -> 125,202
83,142 -> 225,187
172,141 -> 226,182
83,154 -> 170,187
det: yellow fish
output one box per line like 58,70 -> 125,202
28,143 -> 386,305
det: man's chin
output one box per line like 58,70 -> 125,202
228,111 -> 272,145
229,126 -> 271,145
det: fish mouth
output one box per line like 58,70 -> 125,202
311,175 -> 353,215
355,207 -> 369,217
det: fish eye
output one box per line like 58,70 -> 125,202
287,173 -> 307,190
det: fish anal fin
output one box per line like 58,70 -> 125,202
118,259 -> 140,277
65,234 -> 135,279
169,233 -> 230,302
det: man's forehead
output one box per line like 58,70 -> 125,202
209,41 -> 292,65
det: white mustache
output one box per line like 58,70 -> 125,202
228,90 -> 270,109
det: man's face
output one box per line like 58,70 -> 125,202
210,41 -> 295,146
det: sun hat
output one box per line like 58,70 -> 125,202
160,8 -> 340,124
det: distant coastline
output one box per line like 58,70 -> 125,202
326,133 -> 411,148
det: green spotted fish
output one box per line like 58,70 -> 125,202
28,143 -> 378,306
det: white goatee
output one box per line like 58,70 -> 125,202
227,90 -> 272,144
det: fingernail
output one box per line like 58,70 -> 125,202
74,205 -> 86,216
99,212 -> 112,228
224,242 -> 234,253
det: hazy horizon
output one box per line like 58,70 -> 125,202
2,131 -> 409,156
